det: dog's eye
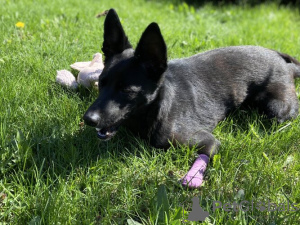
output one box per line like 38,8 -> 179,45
121,88 -> 135,94
118,83 -> 141,95
120,86 -> 141,96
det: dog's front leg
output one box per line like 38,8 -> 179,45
180,130 -> 220,188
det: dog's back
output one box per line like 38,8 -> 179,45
160,46 -> 299,132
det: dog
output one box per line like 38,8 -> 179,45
83,8 -> 300,188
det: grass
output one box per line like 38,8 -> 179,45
0,0 -> 300,224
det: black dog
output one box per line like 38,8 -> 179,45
83,9 -> 300,188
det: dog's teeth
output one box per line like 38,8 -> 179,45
96,128 -> 100,131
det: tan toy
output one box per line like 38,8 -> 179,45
56,53 -> 104,89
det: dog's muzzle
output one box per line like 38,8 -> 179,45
83,110 -> 122,140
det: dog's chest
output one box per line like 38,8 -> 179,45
123,109 -> 172,148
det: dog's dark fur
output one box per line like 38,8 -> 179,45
83,9 -> 300,159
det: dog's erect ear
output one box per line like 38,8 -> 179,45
135,23 -> 167,81
102,9 -> 132,63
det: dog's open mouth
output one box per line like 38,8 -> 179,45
96,126 -> 119,140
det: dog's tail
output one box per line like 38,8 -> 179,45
276,51 -> 300,78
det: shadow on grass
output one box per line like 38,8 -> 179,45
2,87 -> 298,223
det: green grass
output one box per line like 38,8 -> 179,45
0,0 -> 300,224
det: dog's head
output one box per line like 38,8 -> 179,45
83,9 -> 167,140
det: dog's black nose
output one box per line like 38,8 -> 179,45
83,111 -> 100,127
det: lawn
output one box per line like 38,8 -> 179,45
0,0 -> 300,224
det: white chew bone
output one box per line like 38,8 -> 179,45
56,70 -> 78,89
70,53 -> 104,72
70,62 -> 90,71
77,53 -> 104,88
77,67 -> 103,88
55,53 -> 104,89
